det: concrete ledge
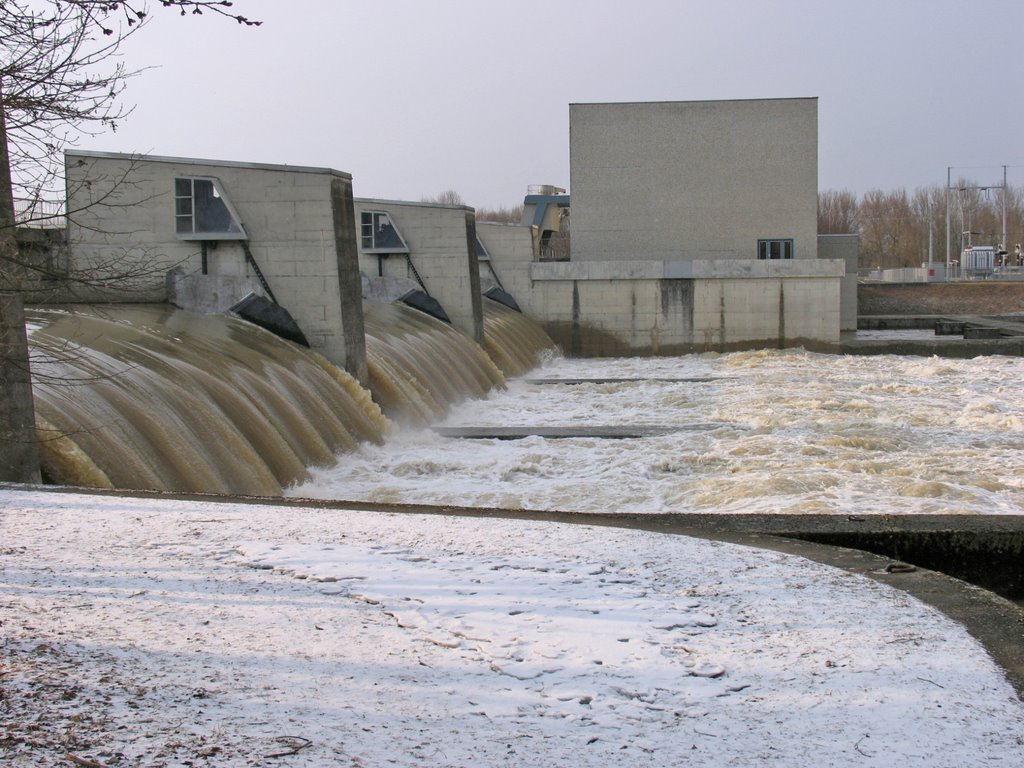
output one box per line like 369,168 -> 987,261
530,258 -> 846,281
840,337 -> 1024,357
530,260 -> 664,281
433,424 -> 724,439
524,377 -> 719,385
846,314 -> 1024,357
858,315 -> 944,329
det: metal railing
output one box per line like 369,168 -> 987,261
13,198 -> 65,228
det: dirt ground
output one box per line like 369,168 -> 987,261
859,281 -> 1024,316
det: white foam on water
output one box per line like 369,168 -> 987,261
292,349 -> 1024,515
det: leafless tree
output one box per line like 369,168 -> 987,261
2,1 -> 259,235
821,184 -> 1024,271
0,1 -> 260,482
421,189 -> 466,206
817,189 -> 859,235
475,203 -> 524,224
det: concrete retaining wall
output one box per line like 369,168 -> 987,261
860,282 -> 1024,316
526,259 -> 842,356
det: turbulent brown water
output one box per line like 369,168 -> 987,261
293,348 -> 1024,516
27,305 -> 388,495
22,302 -> 1024,516
363,300 -> 507,426
481,298 -> 558,378
26,301 -> 554,495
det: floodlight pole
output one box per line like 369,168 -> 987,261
1002,165 -> 1008,256
945,166 -> 951,278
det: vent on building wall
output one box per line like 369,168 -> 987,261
399,289 -> 451,324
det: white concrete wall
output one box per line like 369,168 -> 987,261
570,98 -> 819,262
818,234 -> 860,331
64,151 -> 355,366
524,259 -> 842,355
476,227 -> 845,354
880,267 -> 931,283
354,198 -> 482,342
476,222 -> 536,311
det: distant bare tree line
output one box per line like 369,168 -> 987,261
819,185 -> 1024,270
475,204 -> 524,224
420,189 -> 524,224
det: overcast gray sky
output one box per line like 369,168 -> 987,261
87,0 -> 1023,210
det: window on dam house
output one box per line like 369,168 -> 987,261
476,236 -> 491,262
360,211 -> 409,253
757,238 -> 794,260
174,177 -> 246,240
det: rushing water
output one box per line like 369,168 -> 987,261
25,301 -> 556,496
364,301 -> 506,426
27,305 -> 388,495
481,298 -> 559,377
362,298 -> 557,425
292,348 -> 1024,515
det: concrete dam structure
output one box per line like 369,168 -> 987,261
26,300 -> 557,495
5,97 -> 1023,742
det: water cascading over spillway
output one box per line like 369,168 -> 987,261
26,305 -> 389,496
363,300 -> 507,425
481,298 -> 558,378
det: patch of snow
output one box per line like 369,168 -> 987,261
1,490 -> 1021,766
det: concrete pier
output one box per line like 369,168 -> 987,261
433,424 -> 724,439
524,376 -> 719,385
842,313 -> 1024,357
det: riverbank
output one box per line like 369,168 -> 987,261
2,487 -> 1022,767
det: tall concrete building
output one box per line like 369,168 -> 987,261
515,97 -> 848,354
570,98 -> 818,262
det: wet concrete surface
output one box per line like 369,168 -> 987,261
846,314 -> 1024,357
433,424 -> 724,439
524,377 -> 719,385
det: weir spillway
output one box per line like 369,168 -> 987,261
24,299 -> 558,495
26,305 -> 388,495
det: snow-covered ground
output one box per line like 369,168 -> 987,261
2,489 -> 1022,767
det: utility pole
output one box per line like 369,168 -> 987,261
1002,165 -> 1008,258
945,166 -> 951,278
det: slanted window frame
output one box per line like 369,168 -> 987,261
174,176 -> 247,241
757,238 -> 795,260
476,236 -> 491,262
360,210 -> 409,254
